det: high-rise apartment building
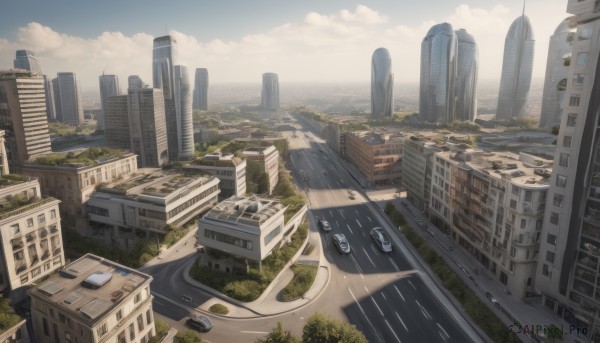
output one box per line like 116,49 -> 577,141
539,19 -> 573,128
535,1 -> 600,335
43,75 -> 56,121
496,14 -> 535,120
104,95 -> 130,150
128,88 -> 169,167
14,50 -> 41,75
53,72 -> 84,125
371,48 -> 394,119
261,73 -> 280,111
455,29 -> 478,122
173,65 -> 195,161
128,75 -> 146,89
98,74 -> 121,131
193,68 -> 209,111
0,70 -> 52,168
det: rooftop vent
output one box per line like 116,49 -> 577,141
506,163 -> 518,169
81,272 -> 113,290
38,281 -> 64,296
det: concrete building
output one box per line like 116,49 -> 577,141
173,65 -> 195,161
87,170 -> 219,249
128,88 -> 169,168
402,136 -> 438,212
186,152 -> 247,200
0,176 -> 63,302
0,70 -> 52,169
53,72 -> 84,125
98,74 -> 121,131
104,95 -> 130,150
429,146 -> 551,298
261,73 -> 279,111
21,150 -> 138,233
43,75 -> 56,121
322,121 -> 347,158
128,75 -> 146,89
199,195 -> 286,262
30,254 -> 155,343
193,68 -> 209,111
243,145 -> 279,194
0,319 -> 30,343
14,50 -> 41,76
345,131 -> 403,186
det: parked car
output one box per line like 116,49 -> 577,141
426,226 -> 435,236
188,315 -> 213,332
416,219 -> 423,226
333,233 -> 351,254
318,218 -> 332,231
370,227 -> 392,253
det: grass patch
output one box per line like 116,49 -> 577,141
280,264 -> 317,302
208,303 -> 229,315
384,202 -> 519,343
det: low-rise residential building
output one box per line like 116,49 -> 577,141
345,131 -> 404,186
402,136 -> 439,211
0,319 -> 30,343
87,169 -> 220,249
186,152 -> 246,200
0,176 -> 63,302
21,149 -> 138,232
243,145 -> 279,194
30,254 -> 155,343
198,195 -> 286,265
430,145 -> 552,298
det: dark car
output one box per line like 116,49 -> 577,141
318,218 -> 332,231
188,315 -> 213,332
370,227 -> 392,253
333,233 -> 351,254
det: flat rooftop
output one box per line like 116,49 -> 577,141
202,195 -> 285,227
31,254 -> 151,324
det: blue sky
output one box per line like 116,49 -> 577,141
0,1 -> 567,90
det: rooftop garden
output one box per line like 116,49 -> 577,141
0,295 -> 22,336
0,196 -> 55,220
108,173 -> 162,192
33,147 -> 125,167
0,174 -> 30,187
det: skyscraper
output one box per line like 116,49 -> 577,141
371,48 -> 394,119
104,95 -> 130,150
454,29 -> 478,122
14,50 -> 41,75
0,70 -> 52,168
128,88 -> 169,167
539,19 -> 573,128
128,75 -> 146,89
261,73 -> 280,111
98,74 -> 121,131
43,75 -> 56,121
53,72 -> 84,125
193,68 -> 209,111
535,1 -> 600,335
419,23 -> 457,123
496,13 -> 535,120
173,65 -> 195,161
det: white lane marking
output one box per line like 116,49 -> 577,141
240,331 -> 269,334
339,209 -> 346,219
408,280 -> 416,290
437,323 -> 450,340
335,220 -> 339,228
350,254 -> 364,279
367,216 -> 372,222
371,297 -> 384,316
415,300 -> 432,320
355,209 -> 359,215
370,245 -> 379,255
348,288 -> 385,343
329,210 -> 333,217
355,219 -> 362,228
362,247 -> 376,268
388,256 -> 400,272
381,292 -> 387,301
394,285 -> 405,302
346,224 -> 353,234
395,312 -> 409,332
385,319 -> 402,343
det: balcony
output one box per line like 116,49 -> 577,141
50,225 -> 58,234
25,232 -> 37,242
40,228 -> 48,238
53,247 -> 62,256
11,237 -> 24,250
513,235 -> 536,248
15,261 -> 26,274
41,250 -> 50,260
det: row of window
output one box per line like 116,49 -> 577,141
205,228 -> 253,250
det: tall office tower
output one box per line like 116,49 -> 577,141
496,13 -> 535,120
0,70 -> 52,168
53,72 -> 84,125
261,72 -> 280,111
539,19 -> 573,128
371,48 -> 394,119
98,74 -> 121,131
173,65 -> 195,160
193,68 -> 209,111
128,88 -> 169,167
419,23 -> 457,123
43,75 -> 56,120
128,75 -> 146,89
454,29 -> 478,122
535,1 -> 600,334
14,50 -> 41,75
104,95 -> 130,150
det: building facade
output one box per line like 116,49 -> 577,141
30,254 -> 155,343
345,131 -> 403,186
128,88 -> 169,168
43,75 -> 56,121
104,95 -> 131,150
98,74 -> 121,131
53,72 -> 84,125
323,121 -> 347,158
243,145 -> 279,194
371,48 -> 394,119
186,152 -> 247,200
496,14 -> 535,120
402,137 -> 437,212
455,29 -> 479,122
0,319 -> 30,343
193,68 -> 209,111
14,50 -> 41,75
261,73 -> 280,111
173,65 -> 195,161
128,75 -> 146,89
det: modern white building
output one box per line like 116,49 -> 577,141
371,48 -> 394,119
173,65 -> 195,161
261,73 -> 279,111
186,152 -> 246,200
243,145 -> 279,194
14,50 -> 41,75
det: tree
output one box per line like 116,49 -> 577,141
302,313 -> 368,343
175,330 -> 202,343
0,296 -> 21,334
257,172 -> 270,194
255,322 -> 299,343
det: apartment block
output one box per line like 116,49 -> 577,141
186,152 -> 247,199
345,131 -> 403,186
402,137 -> 438,211
322,121 -> 347,158
30,254 -> 155,343
243,145 -> 279,194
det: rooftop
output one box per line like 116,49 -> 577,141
203,195 -> 285,227
193,152 -> 244,167
30,148 -> 128,168
349,131 -> 405,146
30,254 -> 151,325
242,145 -> 277,155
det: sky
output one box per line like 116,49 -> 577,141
0,1 -> 568,92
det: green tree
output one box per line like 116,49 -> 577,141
175,330 -> 202,343
257,172 -> 270,194
0,296 -> 21,335
302,313 -> 367,343
255,322 -> 299,343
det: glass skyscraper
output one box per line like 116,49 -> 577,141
14,50 -> 41,75
371,48 -> 394,119
98,74 -> 121,130
496,14 -> 535,120
128,75 -> 146,89
193,68 -> 209,111
173,65 -> 195,161
455,29 -> 478,122
53,72 -> 84,125
261,73 -> 279,111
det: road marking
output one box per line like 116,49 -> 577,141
408,280 -> 416,290
240,331 -> 269,334
367,216 -> 372,222
370,245 -> 379,254
393,285 -> 405,302
355,209 -> 359,215
371,297 -> 384,316
415,300 -> 431,320
385,319 -> 402,343
388,256 -> 400,272
395,312 -> 408,332
362,247 -> 376,268
355,219 -> 362,228
339,209 -> 346,219
335,220 -> 339,228
381,292 -> 387,301
346,224 -> 353,234
348,288 -> 385,343
437,323 -> 449,340
350,254 -> 364,279
329,209 -> 333,217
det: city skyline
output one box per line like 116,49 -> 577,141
0,2 -> 565,91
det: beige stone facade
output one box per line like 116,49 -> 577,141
345,131 -> 403,186
243,145 -> 279,194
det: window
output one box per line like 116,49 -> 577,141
97,323 -> 108,337
135,292 -> 141,304
542,264 -> 550,276
580,27 -> 593,40
577,52 -> 589,65
11,224 -> 20,236
264,226 -> 282,245
524,191 -> 532,202
512,185 -> 520,196
116,310 -> 122,321
146,310 -> 152,325
510,199 -> 517,209
567,114 -> 577,127
547,234 -> 557,245
137,314 -> 144,331
38,214 -> 45,224
553,194 -> 563,207
50,210 -> 56,219
559,153 -> 570,168
27,218 -> 34,227
550,212 -> 559,225
510,247 -> 516,257
546,251 -> 555,263
556,175 -> 567,188
129,323 -> 135,341
569,95 -> 580,107
43,318 -> 49,336
117,331 -> 126,343
520,219 -> 527,229
573,73 -> 585,86
563,136 -> 572,148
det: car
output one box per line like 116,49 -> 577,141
416,219 -> 423,226
318,218 -> 332,231
370,227 -> 393,252
426,226 -> 435,236
188,315 -> 213,332
332,233 -> 351,254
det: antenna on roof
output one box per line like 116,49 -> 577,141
522,0 -> 526,17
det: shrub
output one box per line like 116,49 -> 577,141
280,264 -> 317,301
208,303 -> 229,315
223,280 -> 262,302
